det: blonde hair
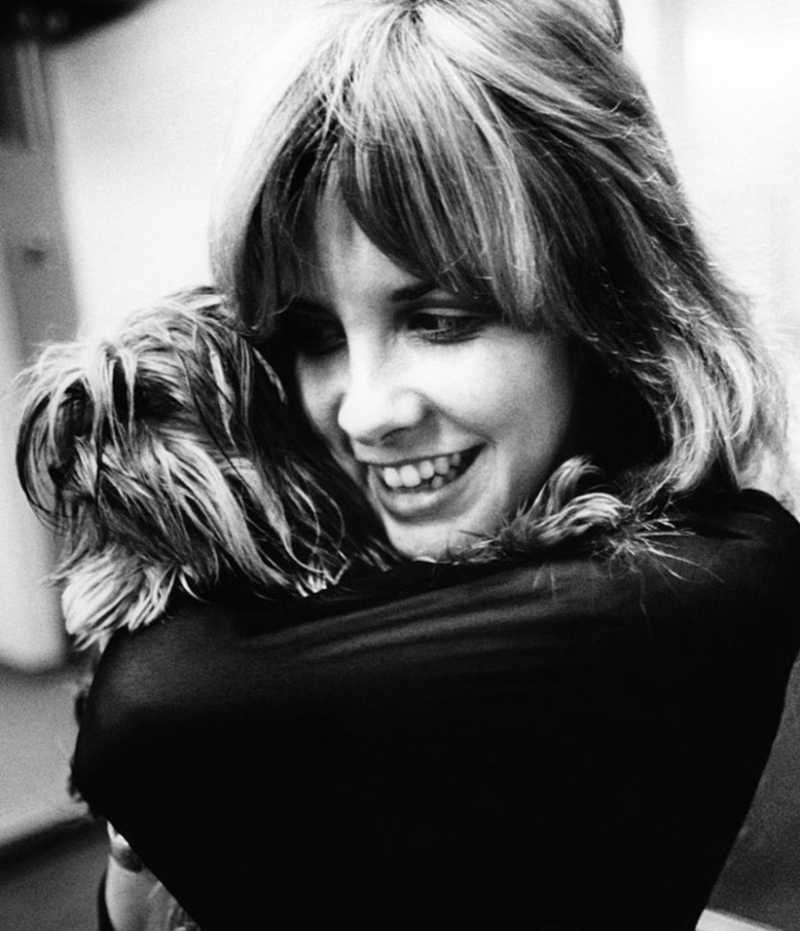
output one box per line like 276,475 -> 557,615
16,288 -> 389,646
211,0 -> 787,543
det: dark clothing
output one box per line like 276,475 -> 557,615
97,871 -> 112,931
74,490 -> 800,930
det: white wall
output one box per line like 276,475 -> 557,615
0,262 -> 63,671
47,0 -> 309,336
627,0 -> 800,470
0,41 -> 75,670
679,0 -> 800,470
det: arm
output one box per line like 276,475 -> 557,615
101,825 -> 158,931
72,492 -> 800,930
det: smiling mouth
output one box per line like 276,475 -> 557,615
366,447 -> 482,493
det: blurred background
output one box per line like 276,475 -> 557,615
0,0 -> 799,927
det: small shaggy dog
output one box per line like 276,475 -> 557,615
16,286 -> 387,648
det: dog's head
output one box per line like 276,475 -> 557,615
17,287 -> 386,647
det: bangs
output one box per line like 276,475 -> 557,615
241,0 -> 654,348
256,6 -> 588,331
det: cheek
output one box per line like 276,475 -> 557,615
446,339 -> 576,443
294,360 -> 335,439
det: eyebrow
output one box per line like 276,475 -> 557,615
284,297 -> 331,315
285,279 -> 443,312
389,279 -> 440,302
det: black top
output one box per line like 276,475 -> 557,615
73,490 -> 800,930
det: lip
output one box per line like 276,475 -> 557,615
363,445 -> 484,522
356,448 -> 474,469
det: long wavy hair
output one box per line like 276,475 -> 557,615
211,0 -> 786,553
16,288 -> 390,645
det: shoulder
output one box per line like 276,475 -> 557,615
664,487 -> 800,562
630,489 -> 800,641
82,491 -> 799,690
74,489 -> 800,756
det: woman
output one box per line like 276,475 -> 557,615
17,0 -> 800,928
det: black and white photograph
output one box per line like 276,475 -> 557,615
1,1 -> 799,929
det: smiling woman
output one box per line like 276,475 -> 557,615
14,0 -> 800,929
291,194 -> 578,557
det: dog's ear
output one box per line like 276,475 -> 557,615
16,336 -> 193,645
16,314 -> 288,646
16,337 -> 150,531
17,343 -> 101,526
59,543 -> 181,646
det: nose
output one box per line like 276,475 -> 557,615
336,348 -> 427,447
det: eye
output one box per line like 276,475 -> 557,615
283,310 -> 345,357
408,309 -> 490,343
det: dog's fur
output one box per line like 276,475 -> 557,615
16,287 -> 388,647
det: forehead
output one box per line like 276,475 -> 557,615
269,147 -> 505,318
310,195 -> 388,276
296,194 -> 434,303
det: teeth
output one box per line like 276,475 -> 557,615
376,451 -> 473,490
399,464 -> 422,487
418,460 -> 435,480
382,467 -> 402,489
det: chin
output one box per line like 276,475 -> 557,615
383,522 -> 483,560
378,491 -> 521,559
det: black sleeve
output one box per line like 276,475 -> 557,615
72,491 -> 800,931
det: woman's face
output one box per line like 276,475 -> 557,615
289,197 -> 578,558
